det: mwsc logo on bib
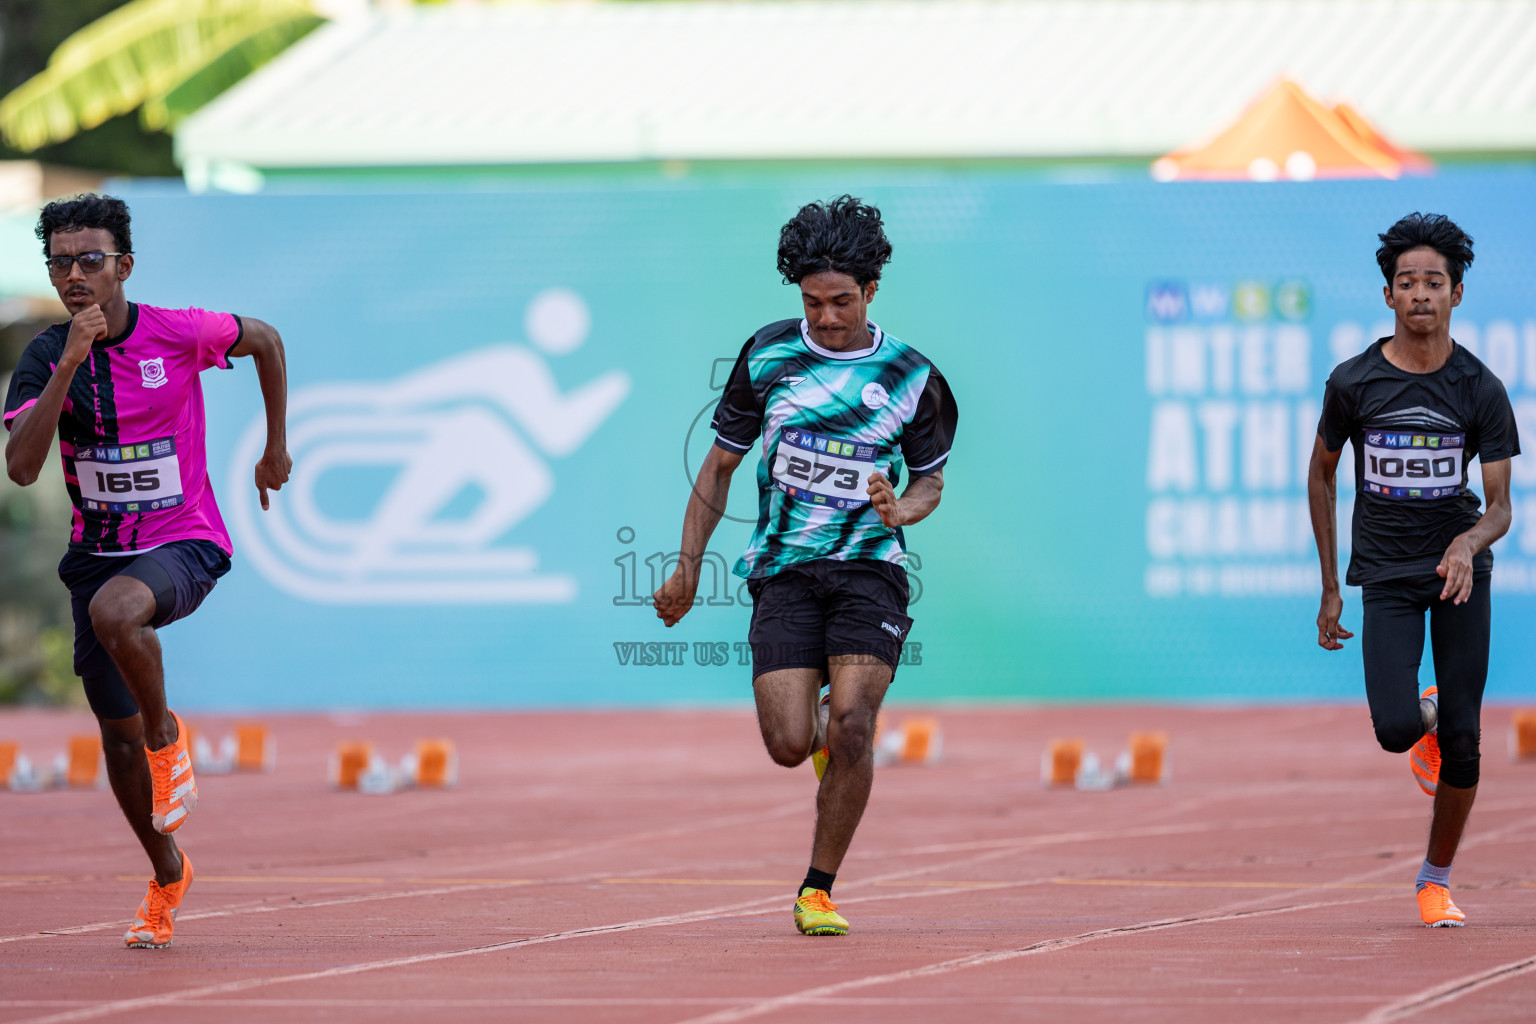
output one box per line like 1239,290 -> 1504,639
228,289 -> 629,604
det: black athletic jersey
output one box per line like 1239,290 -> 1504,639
711,318 -> 957,579
1319,338 -> 1520,586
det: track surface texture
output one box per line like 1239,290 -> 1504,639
3,705 -> 1535,1023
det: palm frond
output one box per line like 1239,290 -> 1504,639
141,14 -> 324,132
0,0 -> 321,152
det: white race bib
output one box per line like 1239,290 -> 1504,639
74,437 -> 186,514
772,428 -> 876,509
1361,429 -> 1464,500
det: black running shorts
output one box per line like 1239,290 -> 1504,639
58,540 -> 231,720
745,558 -> 913,678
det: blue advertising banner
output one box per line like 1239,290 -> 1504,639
108,168 -> 1536,708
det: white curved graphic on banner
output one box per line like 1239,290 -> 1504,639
230,292 -> 629,603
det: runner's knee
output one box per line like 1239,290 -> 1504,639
1439,729 -> 1481,788
98,715 -> 144,757
87,581 -> 151,646
827,707 -> 876,762
760,723 -> 812,767
1371,711 -> 1421,754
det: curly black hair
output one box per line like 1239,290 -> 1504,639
1376,212 -> 1473,286
37,194 -> 133,258
777,195 -> 893,286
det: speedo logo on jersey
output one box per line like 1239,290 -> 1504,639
228,289 -> 629,604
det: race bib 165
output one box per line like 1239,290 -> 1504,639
74,436 -> 186,514
1362,430 -> 1464,500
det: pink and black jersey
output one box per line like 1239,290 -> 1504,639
3,303 -> 241,555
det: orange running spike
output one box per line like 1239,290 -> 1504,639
146,712 -> 197,833
1416,882 -> 1465,928
1411,686 -> 1440,797
125,851 -> 194,948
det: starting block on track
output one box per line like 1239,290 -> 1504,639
2,738 -> 104,791
1042,739 -> 1086,787
331,739 -> 459,794
1123,731 -> 1168,784
193,722 -> 275,774
65,735 -> 104,788
1511,711 -> 1536,761
330,741 -> 375,789
874,718 -> 941,766
236,724 -> 275,772
0,741 -> 20,790
407,739 -> 458,788
1044,733 -> 1169,789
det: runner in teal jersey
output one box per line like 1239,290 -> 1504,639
656,197 -> 957,936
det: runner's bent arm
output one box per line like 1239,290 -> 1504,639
1306,433 -> 1353,651
867,468 -> 943,529
1437,458 -> 1513,605
655,443 -> 743,627
4,305 -> 105,485
227,317 -> 292,511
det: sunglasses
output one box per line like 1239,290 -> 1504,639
45,251 -> 126,279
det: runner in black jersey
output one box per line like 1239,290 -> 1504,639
1307,213 -> 1519,928
654,197 -> 957,936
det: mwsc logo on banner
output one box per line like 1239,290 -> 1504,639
228,289 -> 629,603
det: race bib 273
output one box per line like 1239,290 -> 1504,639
1361,430 -> 1464,500
772,428 -> 876,509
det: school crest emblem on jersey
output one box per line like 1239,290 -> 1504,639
139,358 -> 168,389
861,382 -> 889,410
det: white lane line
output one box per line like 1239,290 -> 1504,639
671,894 -> 1401,1024
887,798 -> 1536,858
0,884 -> 525,946
14,801 -> 1535,1024
1346,954 -> 1536,1023
0,849 -> 1163,1024
670,811 -> 1536,1024
0,994 -> 1394,1009
6,892 -> 803,1024
0,800 -> 809,946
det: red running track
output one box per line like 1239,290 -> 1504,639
2,705 -> 1535,1023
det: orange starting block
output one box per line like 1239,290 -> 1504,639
235,724 -> 275,772
330,741 -> 375,789
1511,711 -> 1536,761
1043,738 -> 1086,787
410,739 -> 458,787
0,741 -> 18,785
874,718 -> 942,766
66,736 -> 103,788
1125,731 -> 1169,784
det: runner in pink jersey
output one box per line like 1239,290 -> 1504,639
4,195 -> 290,949
10,302 -> 241,554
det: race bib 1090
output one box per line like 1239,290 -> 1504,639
772,428 -> 876,509
1362,430 -> 1464,500
74,436 -> 185,514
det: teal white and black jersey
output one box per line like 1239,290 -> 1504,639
712,318 -> 958,579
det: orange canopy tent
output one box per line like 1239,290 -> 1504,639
1152,79 -> 1432,181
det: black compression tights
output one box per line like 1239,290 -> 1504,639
1361,573 -> 1490,789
